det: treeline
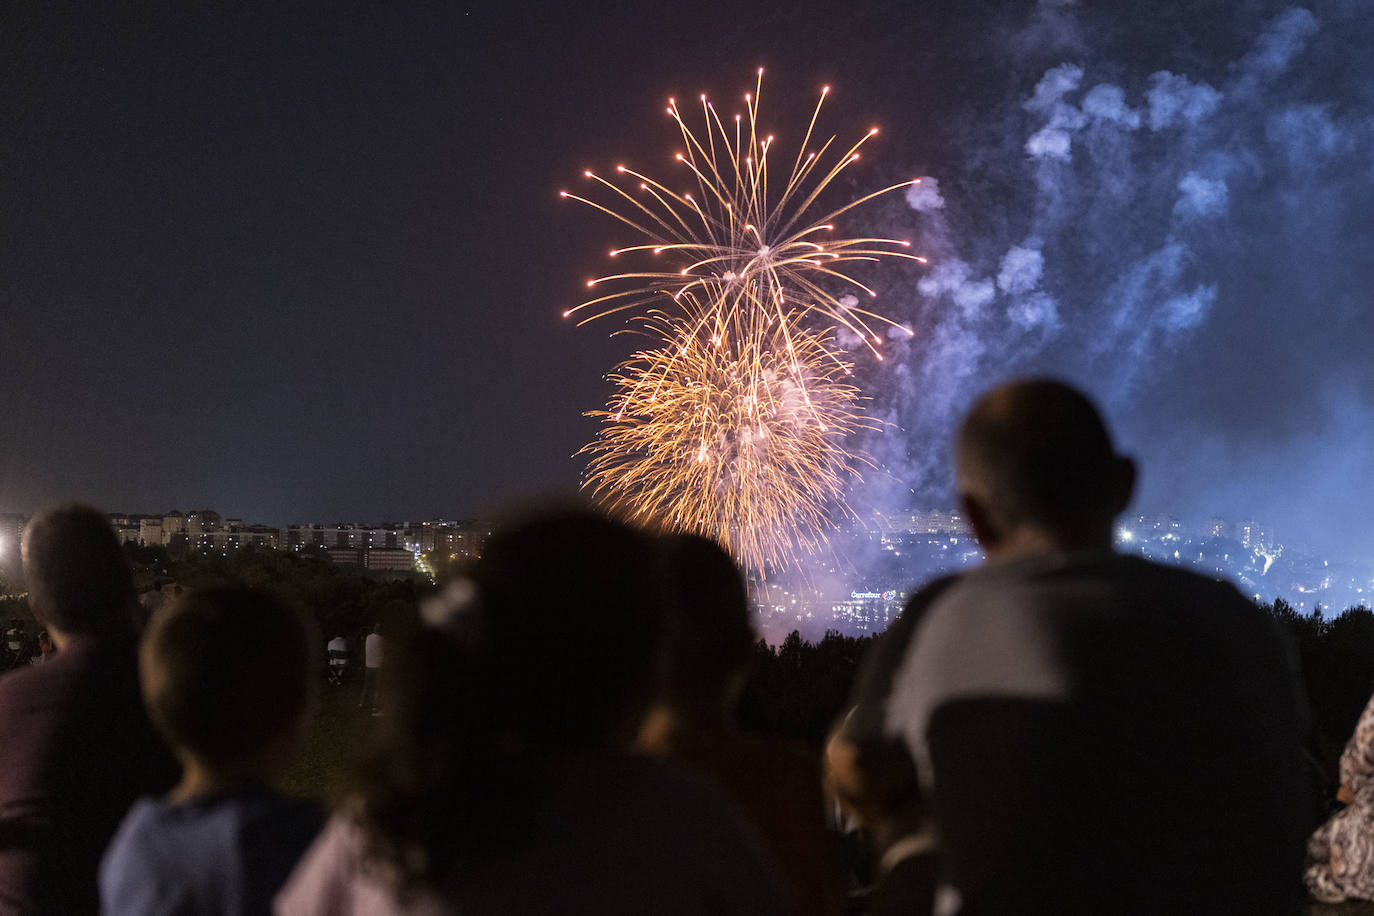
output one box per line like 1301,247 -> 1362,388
7,547 -> 1373,786
1265,599 -> 1374,784
740,599 -> 1374,781
739,630 -> 875,747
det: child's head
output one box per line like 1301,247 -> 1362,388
140,586 -> 314,776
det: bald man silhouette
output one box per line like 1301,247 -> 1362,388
872,380 -> 1310,915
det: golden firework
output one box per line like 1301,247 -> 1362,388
582,317 -> 878,572
561,69 -> 925,358
562,71 -> 922,575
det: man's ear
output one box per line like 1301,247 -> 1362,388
1109,456 -> 1137,517
960,492 -> 1001,551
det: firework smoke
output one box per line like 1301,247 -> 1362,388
856,2 -> 1374,564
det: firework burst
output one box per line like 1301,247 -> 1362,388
562,71 -> 922,575
562,69 -> 924,359
583,316 -> 878,571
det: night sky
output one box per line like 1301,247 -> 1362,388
3,1 -> 1372,562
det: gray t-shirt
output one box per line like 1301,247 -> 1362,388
884,551 -> 1310,914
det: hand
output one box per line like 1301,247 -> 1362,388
1338,784 -> 1354,805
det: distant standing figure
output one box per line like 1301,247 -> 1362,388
0,505 -> 179,915
30,630 -> 56,665
139,581 -> 167,619
1307,692 -> 1374,902
327,634 -> 349,687
359,623 -> 383,713
136,582 -> 179,632
3,625 -> 23,666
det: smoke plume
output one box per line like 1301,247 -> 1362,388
850,2 -> 1374,564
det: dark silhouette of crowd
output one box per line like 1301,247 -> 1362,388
0,378 -> 1353,914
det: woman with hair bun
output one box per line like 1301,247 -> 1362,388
275,508 -> 789,916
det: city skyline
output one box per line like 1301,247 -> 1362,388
0,493 -> 1364,575
3,501 -> 1368,641
6,500 -> 1366,602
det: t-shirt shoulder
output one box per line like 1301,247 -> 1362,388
100,799 -> 193,916
102,790 -> 323,916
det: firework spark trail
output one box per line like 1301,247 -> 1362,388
561,69 -> 925,355
582,318 -> 878,572
562,71 -> 923,575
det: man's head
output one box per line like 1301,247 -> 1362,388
140,586 -> 314,774
956,379 -> 1135,556
22,504 -> 136,636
